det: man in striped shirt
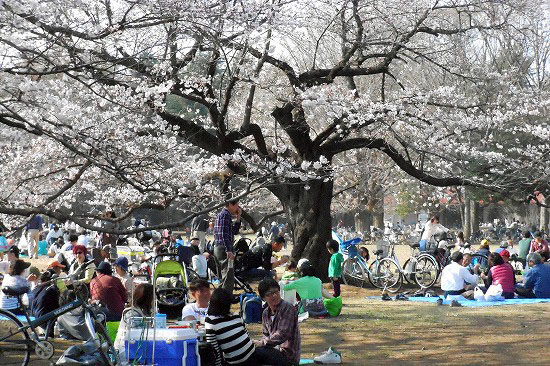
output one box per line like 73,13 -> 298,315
213,199 -> 242,293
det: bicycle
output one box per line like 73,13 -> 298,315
341,238 -> 403,293
0,278 -> 117,366
400,242 -> 439,289
404,240 -> 489,288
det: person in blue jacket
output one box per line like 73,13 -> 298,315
515,252 -> 550,298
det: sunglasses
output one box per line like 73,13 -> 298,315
76,252 -> 85,255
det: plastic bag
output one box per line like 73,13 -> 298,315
56,339 -> 107,365
473,286 -> 485,301
485,284 -> 504,302
323,296 -> 343,317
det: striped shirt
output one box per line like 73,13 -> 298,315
205,314 -> 255,365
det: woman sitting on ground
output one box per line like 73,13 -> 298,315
481,252 -> 515,299
114,283 -> 154,356
68,245 -> 96,284
31,270 -> 60,318
205,288 -> 257,365
283,263 -> 332,317
0,260 -> 33,315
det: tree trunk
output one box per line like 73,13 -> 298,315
463,195 -> 471,239
540,197 -> 548,232
373,211 -> 384,229
354,209 -> 372,233
273,180 -> 333,280
470,200 -> 480,238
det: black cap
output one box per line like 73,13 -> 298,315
95,261 -> 112,275
7,245 -> 20,257
11,259 -> 31,275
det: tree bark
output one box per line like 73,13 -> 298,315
463,195 -> 471,239
354,209 -> 372,233
470,200 -> 480,238
540,198 -> 548,232
272,180 -> 333,280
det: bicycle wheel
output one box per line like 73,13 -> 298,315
413,254 -> 439,289
469,253 -> 489,273
186,267 -> 201,283
402,258 -> 414,284
0,309 -> 32,366
342,258 -> 365,288
369,259 -> 402,293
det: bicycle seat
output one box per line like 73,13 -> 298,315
2,286 -> 30,297
374,249 -> 383,255
410,243 -> 420,248
445,243 -> 456,249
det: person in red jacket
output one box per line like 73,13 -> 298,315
481,252 -> 515,299
90,261 -> 127,321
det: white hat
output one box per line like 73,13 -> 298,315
297,258 -> 310,270
271,221 -> 277,226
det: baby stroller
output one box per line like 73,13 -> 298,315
153,253 -> 188,317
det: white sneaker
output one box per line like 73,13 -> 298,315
314,347 -> 342,364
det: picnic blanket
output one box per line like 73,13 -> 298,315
407,296 -> 550,307
0,314 -> 36,323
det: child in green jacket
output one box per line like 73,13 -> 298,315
327,240 -> 344,297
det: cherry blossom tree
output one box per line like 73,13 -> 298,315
1,0 -> 549,275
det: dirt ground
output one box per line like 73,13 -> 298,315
20,243 -> 547,366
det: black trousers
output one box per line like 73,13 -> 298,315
330,277 -> 341,297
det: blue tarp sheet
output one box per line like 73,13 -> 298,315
0,314 -> 35,322
399,296 -> 550,307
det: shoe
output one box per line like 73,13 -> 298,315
450,300 -> 462,307
314,347 -> 342,364
381,293 -> 392,301
436,298 -> 443,306
395,294 -> 408,301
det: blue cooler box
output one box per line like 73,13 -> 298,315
125,327 -> 200,366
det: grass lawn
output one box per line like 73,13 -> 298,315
248,283 -> 547,365
25,242 -> 544,365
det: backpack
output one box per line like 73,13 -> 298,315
239,293 -> 262,323
234,238 -> 250,257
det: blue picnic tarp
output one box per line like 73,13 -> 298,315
367,295 -> 550,307
0,314 -> 35,323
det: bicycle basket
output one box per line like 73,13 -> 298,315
376,239 -> 390,258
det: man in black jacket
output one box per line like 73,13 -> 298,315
236,236 -> 288,280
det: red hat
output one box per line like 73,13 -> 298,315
500,249 -> 510,258
72,245 -> 87,255
48,260 -> 66,269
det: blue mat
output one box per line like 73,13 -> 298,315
0,315 -> 35,323
407,296 -> 550,307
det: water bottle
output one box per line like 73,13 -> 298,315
155,313 -> 167,329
